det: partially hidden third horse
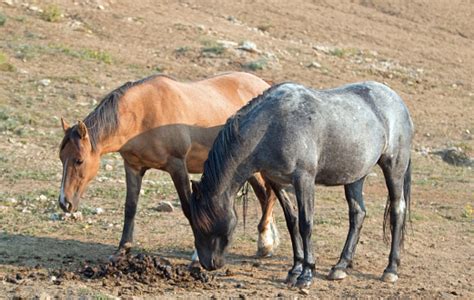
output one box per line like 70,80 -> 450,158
58,72 -> 280,259
186,81 -> 413,287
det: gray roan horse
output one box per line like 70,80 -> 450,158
184,81 -> 413,288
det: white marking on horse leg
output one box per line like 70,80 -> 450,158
191,250 -> 199,262
257,224 -> 274,257
395,191 -> 405,214
59,158 -> 69,207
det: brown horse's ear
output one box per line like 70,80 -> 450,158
77,120 -> 88,139
61,117 -> 70,133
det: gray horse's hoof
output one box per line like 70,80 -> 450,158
327,268 -> 347,280
295,277 -> 313,288
381,272 -> 398,283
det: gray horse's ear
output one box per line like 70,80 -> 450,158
61,117 -> 70,133
77,120 -> 88,139
191,180 -> 201,196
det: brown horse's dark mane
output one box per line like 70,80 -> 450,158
60,74 -> 174,152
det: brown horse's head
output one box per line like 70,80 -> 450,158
58,118 -> 100,212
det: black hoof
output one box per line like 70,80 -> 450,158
295,275 -> 313,288
295,267 -> 314,288
285,264 -> 303,286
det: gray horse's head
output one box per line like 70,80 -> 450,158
188,180 -> 238,270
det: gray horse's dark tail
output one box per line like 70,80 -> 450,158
383,158 -> 412,247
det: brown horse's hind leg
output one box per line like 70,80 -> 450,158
248,174 -> 280,257
118,162 -> 147,253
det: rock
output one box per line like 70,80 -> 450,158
430,147 -> 473,167
154,201 -> 174,212
238,41 -> 259,53
38,292 -> 51,300
95,207 -> 104,215
307,61 -> 321,68
105,164 -> 113,171
38,79 -> 50,86
299,288 -> 310,295
50,213 -> 61,221
217,40 -> 238,49
3,0 -> 14,7
39,194 -> 47,201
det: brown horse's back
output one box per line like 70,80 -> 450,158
115,72 -> 270,173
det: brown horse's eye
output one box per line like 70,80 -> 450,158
75,159 -> 84,166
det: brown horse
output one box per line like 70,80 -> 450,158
58,72 -> 279,259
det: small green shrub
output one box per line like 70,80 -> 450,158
41,5 -> 62,22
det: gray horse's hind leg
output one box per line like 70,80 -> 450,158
118,162 -> 147,253
379,153 -> 410,283
268,181 -> 303,286
248,175 -> 280,258
328,177 -> 367,280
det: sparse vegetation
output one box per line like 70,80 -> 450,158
40,5 -> 63,23
242,58 -> 267,71
0,51 -> 15,72
201,40 -> 226,55
0,13 -> 6,26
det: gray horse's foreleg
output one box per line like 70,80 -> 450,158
328,177 -> 366,280
248,175 -> 280,257
118,162 -> 146,251
269,182 -> 303,286
293,171 -> 316,288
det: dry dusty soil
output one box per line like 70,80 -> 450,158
0,0 -> 473,298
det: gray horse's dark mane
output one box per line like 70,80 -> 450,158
192,83 -> 286,233
60,74 -> 173,152
201,83 -> 286,193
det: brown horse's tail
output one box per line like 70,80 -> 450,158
383,158 -> 412,247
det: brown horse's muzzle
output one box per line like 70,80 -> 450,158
58,197 -> 75,213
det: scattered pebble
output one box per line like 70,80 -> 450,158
154,201 -> 174,212
105,164 -> 113,171
38,79 -> 50,86
307,61 -> 322,68
238,41 -> 259,53
299,288 -> 310,295
95,207 -> 104,215
39,194 -> 48,201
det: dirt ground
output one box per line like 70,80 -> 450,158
0,0 -> 473,298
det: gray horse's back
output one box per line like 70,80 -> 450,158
245,81 -> 413,186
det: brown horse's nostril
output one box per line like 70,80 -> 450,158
59,197 -> 73,212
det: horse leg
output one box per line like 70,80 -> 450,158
268,181 -> 303,286
328,177 -> 367,280
167,158 -> 198,263
118,162 -> 146,253
379,154 -> 411,283
248,174 -> 279,257
293,171 -> 316,288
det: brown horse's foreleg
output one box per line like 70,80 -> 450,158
167,158 -> 198,263
118,162 -> 147,252
167,158 -> 192,220
248,174 -> 279,257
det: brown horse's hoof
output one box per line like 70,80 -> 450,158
256,247 -> 273,258
109,243 -> 132,262
188,259 -> 201,269
381,272 -> 398,283
327,268 -> 347,280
